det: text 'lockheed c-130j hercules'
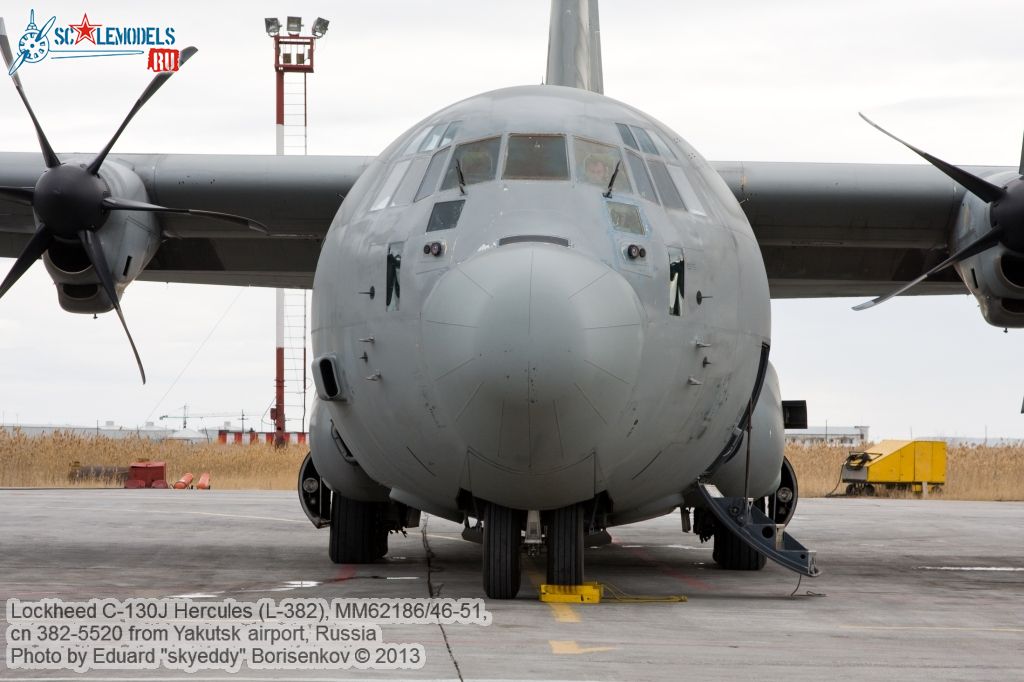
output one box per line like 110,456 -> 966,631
2,1 -> 1023,598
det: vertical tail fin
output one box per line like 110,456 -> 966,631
545,0 -> 604,94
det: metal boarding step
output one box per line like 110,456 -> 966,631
696,481 -> 820,577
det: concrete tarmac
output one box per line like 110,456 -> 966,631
1,490 -> 1022,681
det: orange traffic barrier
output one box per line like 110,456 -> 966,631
173,473 -> 194,490
196,472 -> 211,490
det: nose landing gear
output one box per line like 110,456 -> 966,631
483,503 -> 523,599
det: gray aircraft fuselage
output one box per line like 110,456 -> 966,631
311,84 -> 772,524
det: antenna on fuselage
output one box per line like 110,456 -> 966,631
455,159 -> 467,195
603,160 -> 621,198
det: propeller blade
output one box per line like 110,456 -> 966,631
86,46 -> 198,175
77,229 -> 146,384
853,226 -> 1005,311
102,196 -> 268,233
859,113 -> 1006,204
36,15 -> 56,41
0,186 -> 34,205
0,225 -> 51,300
1019,130 -> 1023,178
0,19 -> 61,168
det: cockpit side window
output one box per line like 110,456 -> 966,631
651,129 -> 680,160
427,199 -> 465,232
415,147 -> 450,202
403,125 -> 432,156
616,123 -> 638,150
631,126 -> 660,155
370,159 -> 412,212
439,121 -> 461,148
648,159 -> 686,211
441,137 -> 501,190
625,151 -> 659,204
667,165 -> 707,216
503,134 -> 569,180
419,123 -> 449,153
389,155 -> 430,207
574,138 -> 631,193
607,201 -> 646,235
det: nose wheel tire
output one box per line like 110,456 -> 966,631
483,503 -> 522,599
546,503 -> 584,585
329,493 -> 385,564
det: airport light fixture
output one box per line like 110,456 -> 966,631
286,16 -> 303,35
264,17 -> 281,36
312,17 -> 330,39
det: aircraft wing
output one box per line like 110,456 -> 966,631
0,152 -> 372,288
712,161 -> 1012,298
4,153 -> 1012,295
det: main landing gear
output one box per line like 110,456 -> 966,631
693,458 -> 818,577
329,495 -> 389,564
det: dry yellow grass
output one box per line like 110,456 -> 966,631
785,442 -> 1024,501
0,428 -> 306,490
2,430 -> 1023,499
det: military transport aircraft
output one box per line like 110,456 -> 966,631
1,1 -> 1022,598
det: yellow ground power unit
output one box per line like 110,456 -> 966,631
842,440 -> 946,496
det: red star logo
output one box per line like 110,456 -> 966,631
68,14 -> 102,45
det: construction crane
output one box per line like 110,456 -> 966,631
158,405 -> 252,432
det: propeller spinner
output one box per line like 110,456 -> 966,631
0,20 -> 266,383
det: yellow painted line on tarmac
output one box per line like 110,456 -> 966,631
842,625 -> 1024,633
527,570 -> 580,623
549,640 -> 617,655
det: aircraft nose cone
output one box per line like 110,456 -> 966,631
421,243 -> 645,484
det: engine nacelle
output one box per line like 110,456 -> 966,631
709,361 -> 784,498
952,171 -> 1024,327
309,399 -> 390,502
40,159 -> 160,314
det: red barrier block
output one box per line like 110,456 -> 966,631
126,461 -> 166,489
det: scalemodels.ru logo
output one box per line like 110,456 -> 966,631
6,9 -> 183,74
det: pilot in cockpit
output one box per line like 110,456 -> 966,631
583,153 -> 613,186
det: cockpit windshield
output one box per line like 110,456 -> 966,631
441,137 -> 501,190
503,134 -> 569,180
574,138 -> 630,193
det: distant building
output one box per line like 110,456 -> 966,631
1,421 -> 176,440
785,425 -> 870,447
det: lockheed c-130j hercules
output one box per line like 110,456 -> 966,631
2,1 -> 1022,598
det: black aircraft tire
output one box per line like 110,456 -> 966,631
546,504 -> 584,585
713,525 -> 767,571
329,493 -> 382,564
374,528 -> 389,561
483,504 -> 522,599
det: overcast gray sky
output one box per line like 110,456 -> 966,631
2,0 -> 1024,438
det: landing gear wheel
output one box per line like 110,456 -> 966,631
546,503 -> 584,585
712,500 -> 767,571
329,493 -> 384,564
863,483 -> 876,496
483,503 -> 522,599
846,483 -> 858,496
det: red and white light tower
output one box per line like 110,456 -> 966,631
265,15 -> 329,444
